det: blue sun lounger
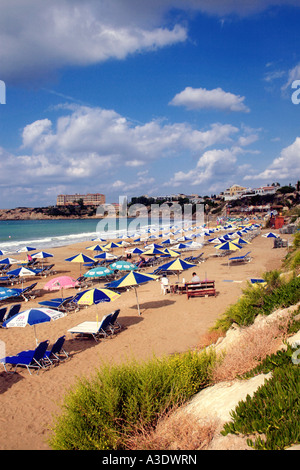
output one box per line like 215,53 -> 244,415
229,251 -> 252,264
0,340 -> 50,375
45,336 -> 69,362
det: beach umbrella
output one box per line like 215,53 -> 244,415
85,244 -> 108,252
105,271 -> 158,315
83,267 -> 113,278
0,249 -> 8,256
94,252 -> 117,261
156,258 -> 196,280
74,287 -> 120,306
32,251 -> 54,268
0,257 -> 19,265
215,241 -> 242,251
109,260 -> 136,271
162,248 -> 181,257
231,237 -> 251,245
0,287 -> 21,301
129,247 -> 144,255
142,247 -> 166,256
32,251 -> 53,259
262,232 -> 278,238
44,276 -> 79,298
3,307 -> 65,345
74,287 -> 120,325
16,246 -> 36,253
65,253 -> 95,276
103,242 -> 122,251
6,266 -> 36,289
173,243 -> 190,250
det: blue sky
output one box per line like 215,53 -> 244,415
1,0 -> 300,209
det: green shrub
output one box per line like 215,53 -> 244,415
49,350 -> 216,450
214,276 -> 300,332
222,363 -> 300,450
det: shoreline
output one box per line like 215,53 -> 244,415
0,223 -> 293,450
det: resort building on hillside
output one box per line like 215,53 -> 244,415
57,193 -> 106,206
223,185 -> 248,201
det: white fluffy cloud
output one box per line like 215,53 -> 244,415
2,1 -> 300,83
169,87 -> 250,112
244,136 -> 300,182
0,104 -> 250,204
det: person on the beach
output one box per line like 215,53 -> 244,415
191,272 -> 200,283
160,274 -> 169,294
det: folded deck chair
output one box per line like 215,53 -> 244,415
45,335 -> 69,362
0,340 -> 50,375
68,314 -> 113,342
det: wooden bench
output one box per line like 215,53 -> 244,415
186,280 -> 216,299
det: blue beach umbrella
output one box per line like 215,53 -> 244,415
16,246 -> 36,253
156,258 -> 196,280
3,307 -> 65,345
105,271 -> 158,315
262,232 -> 278,238
65,253 -> 95,276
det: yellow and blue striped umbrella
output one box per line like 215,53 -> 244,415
105,271 -> 158,315
74,288 -> 120,305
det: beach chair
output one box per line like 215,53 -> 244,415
0,273 -> 19,285
228,251 -> 252,264
68,314 -> 113,342
0,340 -> 50,375
3,303 -> 21,321
17,282 -> 38,301
108,309 -> 122,332
0,306 -> 7,325
39,295 -> 79,313
45,336 -> 69,362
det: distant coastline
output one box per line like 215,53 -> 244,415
0,206 -> 102,221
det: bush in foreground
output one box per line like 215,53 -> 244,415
49,350 -> 216,450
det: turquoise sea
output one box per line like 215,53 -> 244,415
0,217 -> 174,253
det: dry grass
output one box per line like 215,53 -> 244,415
211,316 -> 291,383
125,406 -> 218,451
197,329 -> 225,350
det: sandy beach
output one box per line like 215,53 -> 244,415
0,226 -> 292,450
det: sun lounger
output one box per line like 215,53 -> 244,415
228,251 -> 252,264
0,340 -> 50,375
3,303 -> 21,322
45,336 -> 69,362
108,309 -> 121,332
0,307 -> 7,325
0,274 -> 19,285
39,295 -> 79,313
68,314 -> 113,342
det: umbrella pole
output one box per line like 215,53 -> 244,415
34,325 -> 39,346
134,287 -> 141,316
